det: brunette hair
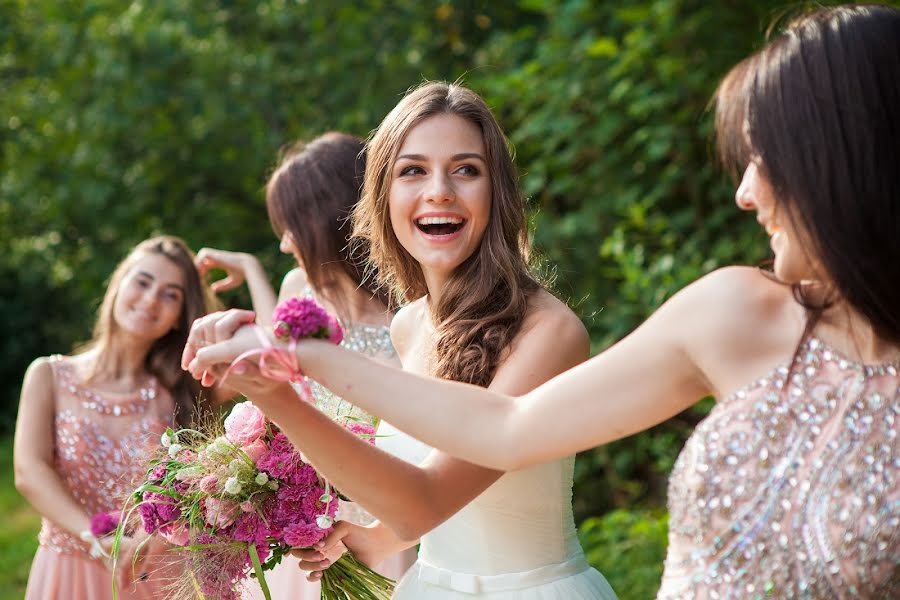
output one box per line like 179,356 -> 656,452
81,236 -> 217,428
353,81 -> 541,387
715,4 -> 900,345
266,132 -> 390,313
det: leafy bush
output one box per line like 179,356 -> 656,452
579,508 -> 669,599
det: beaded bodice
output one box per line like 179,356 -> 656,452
39,355 -> 173,554
286,285 -> 397,526
287,284 -> 395,425
308,322 -> 395,425
660,337 -> 899,599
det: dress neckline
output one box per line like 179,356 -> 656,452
721,335 -> 900,404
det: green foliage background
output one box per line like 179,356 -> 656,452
2,1 -> 881,597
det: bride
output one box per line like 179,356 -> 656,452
184,81 -> 617,599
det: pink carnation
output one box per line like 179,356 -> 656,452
257,433 -> 303,481
149,463 -> 167,481
283,522 -> 328,548
232,510 -> 271,546
224,402 -> 267,446
138,491 -> 181,534
90,511 -> 120,537
271,297 -> 343,342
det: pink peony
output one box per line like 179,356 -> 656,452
204,497 -> 240,528
224,402 -> 267,446
326,315 -> 344,344
241,438 -> 267,463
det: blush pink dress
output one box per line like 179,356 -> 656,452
24,355 -> 175,600
659,337 -> 899,599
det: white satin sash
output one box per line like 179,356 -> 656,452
414,555 -> 591,594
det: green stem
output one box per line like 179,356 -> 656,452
248,542 -> 272,600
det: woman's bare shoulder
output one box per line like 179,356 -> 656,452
520,289 -> 590,359
389,298 -> 428,357
279,268 -> 310,299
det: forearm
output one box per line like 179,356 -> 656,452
293,341 -> 522,468
359,521 -> 419,563
242,260 -> 277,324
16,462 -> 92,535
293,336 -> 701,471
251,385 -> 443,540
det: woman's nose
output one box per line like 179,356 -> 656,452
734,164 -> 757,211
425,172 -> 455,203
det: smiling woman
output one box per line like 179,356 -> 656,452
13,236 -> 222,600
183,82 -> 618,599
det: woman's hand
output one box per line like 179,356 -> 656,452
182,309 -> 258,385
293,521 -> 389,582
104,535 -> 148,592
195,248 -> 260,294
182,309 -> 295,399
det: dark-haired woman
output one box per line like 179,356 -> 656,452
184,83 -> 618,598
194,133 -> 417,599
15,236 -> 219,599
189,5 -> 898,598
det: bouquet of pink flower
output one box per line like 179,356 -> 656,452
113,297 -> 390,600
113,402 -> 388,600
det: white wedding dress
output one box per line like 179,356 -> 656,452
375,421 -> 618,599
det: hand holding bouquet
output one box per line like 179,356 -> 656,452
116,297 -> 393,600
116,403 -> 391,600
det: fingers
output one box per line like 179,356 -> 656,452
293,521 -> 350,559
189,327 -> 256,375
210,275 -> 240,293
195,248 -> 247,292
183,310 -> 256,370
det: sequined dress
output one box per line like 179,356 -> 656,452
247,306 -> 417,600
659,337 -> 900,599
24,355 -> 174,600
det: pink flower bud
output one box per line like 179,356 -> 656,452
199,474 -> 220,494
273,321 -> 291,340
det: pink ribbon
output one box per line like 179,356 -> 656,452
221,326 -> 314,403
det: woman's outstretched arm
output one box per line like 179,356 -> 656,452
187,269 -> 767,471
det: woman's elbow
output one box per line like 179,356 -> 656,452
383,510 -> 436,542
13,458 -> 37,498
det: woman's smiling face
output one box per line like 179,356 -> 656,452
388,113 -> 492,288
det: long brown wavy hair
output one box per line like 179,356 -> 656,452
352,81 -> 541,387
266,132 -> 391,314
79,236 -> 218,428
715,5 -> 900,347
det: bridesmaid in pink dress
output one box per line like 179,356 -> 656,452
14,236 -> 219,599
183,5 -> 899,598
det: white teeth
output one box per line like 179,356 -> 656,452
416,216 -> 463,225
